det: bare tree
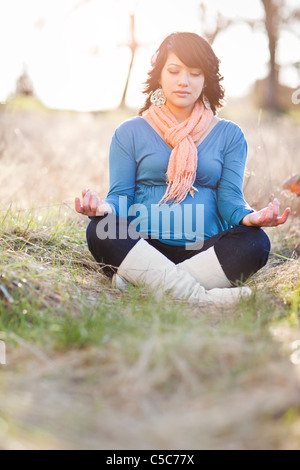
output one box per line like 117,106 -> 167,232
15,66 -> 34,97
198,3 -> 239,44
199,0 -> 300,111
261,0 -> 282,110
260,0 -> 300,111
119,13 -> 138,109
64,0 -> 140,109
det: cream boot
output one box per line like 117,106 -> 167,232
112,273 -> 130,290
114,239 -> 252,306
177,246 -> 232,290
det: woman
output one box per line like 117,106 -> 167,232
75,32 -> 290,306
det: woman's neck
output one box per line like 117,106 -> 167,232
165,103 -> 194,123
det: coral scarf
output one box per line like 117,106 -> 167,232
148,101 -> 213,204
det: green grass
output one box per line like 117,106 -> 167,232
0,205 -> 298,350
3,95 -> 49,112
0,207 -> 300,450
0,207 -> 290,349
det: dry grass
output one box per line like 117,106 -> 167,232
0,101 -> 135,209
243,116 -> 300,217
1,334 -> 300,450
0,97 -> 300,450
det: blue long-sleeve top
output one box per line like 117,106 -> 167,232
104,116 -> 253,247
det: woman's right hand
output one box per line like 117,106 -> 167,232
75,189 -> 113,217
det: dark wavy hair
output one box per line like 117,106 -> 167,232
139,32 -> 225,116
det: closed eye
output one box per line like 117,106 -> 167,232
191,70 -> 203,76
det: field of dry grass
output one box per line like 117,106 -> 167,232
0,97 -> 299,450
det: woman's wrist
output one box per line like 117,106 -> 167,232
241,213 -> 255,226
98,200 -> 113,216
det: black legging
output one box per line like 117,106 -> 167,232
86,214 -> 271,284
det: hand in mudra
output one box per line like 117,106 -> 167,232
242,198 -> 290,227
75,189 -> 113,217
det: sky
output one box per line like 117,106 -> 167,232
0,0 -> 299,111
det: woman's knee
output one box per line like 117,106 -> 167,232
245,227 -> 271,268
86,214 -> 141,267
214,226 -> 271,283
86,216 -> 109,263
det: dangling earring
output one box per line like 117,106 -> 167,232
150,88 -> 166,107
202,95 -> 211,110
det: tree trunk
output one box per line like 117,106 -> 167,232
120,14 -> 137,108
261,0 -> 281,111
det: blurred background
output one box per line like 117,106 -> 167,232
0,0 -> 299,217
1,1 -> 299,451
1,0 -> 300,111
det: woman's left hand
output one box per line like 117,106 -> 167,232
241,198 -> 290,227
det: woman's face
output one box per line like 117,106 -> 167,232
159,52 -> 205,118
